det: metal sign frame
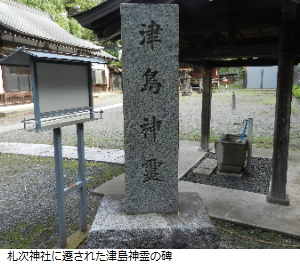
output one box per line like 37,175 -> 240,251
0,48 -> 105,131
0,48 -> 106,248
29,58 -> 94,131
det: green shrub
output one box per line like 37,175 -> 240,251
292,84 -> 300,100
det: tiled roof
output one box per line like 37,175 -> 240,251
0,47 -> 107,64
0,0 -> 117,60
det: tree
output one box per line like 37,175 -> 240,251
14,0 -> 122,66
15,0 -> 106,41
219,67 -> 244,79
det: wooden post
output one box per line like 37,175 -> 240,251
267,21 -> 295,206
201,65 -> 212,151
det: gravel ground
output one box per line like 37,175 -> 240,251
1,88 -> 300,150
0,154 -> 124,249
1,88 -> 300,249
181,153 -> 272,195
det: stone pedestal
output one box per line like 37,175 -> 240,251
87,192 -> 219,249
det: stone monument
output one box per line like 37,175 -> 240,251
87,3 -> 219,249
122,3 -> 179,214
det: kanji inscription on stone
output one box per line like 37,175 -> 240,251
143,158 -> 163,182
141,69 -> 162,94
121,4 -> 179,214
139,20 -> 163,50
140,116 -> 162,142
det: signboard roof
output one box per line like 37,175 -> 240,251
0,47 -> 104,131
0,47 -> 107,66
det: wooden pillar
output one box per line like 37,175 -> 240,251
267,21 -> 295,206
201,65 -> 212,151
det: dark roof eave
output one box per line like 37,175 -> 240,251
72,0 -> 132,29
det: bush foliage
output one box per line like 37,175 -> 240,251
292,84 -> 300,100
15,0 -> 106,41
14,1 -> 123,62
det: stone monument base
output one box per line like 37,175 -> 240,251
87,192 -> 219,249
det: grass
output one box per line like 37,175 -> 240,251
180,128 -> 225,143
291,101 -> 299,115
214,219 -> 300,249
0,154 -> 124,249
63,158 -> 124,190
261,97 -> 276,105
0,222 -> 56,249
71,133 -> 124,149
179,89 -> 299,150
252,136 -> 274,148
181,130 -> 275,149
180,130 -> 275,149
210,130 -> 223,142
228,83 -> 243,89
180,129 -> 201,141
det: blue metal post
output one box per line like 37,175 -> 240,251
29,57 -> 41,131
87,63 -> 94,119
77,123 -> 87,232
53,127 -> 67,248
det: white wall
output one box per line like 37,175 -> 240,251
246,66 -> 277,89
0,66 -> 4,94
92,63 -> 109,86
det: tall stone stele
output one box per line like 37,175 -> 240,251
87,3 -> 219,249
121,3 -> 179,214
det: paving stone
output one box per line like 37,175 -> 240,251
193,158 -> 217,176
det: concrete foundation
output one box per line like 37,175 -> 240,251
87,192 -> 219,249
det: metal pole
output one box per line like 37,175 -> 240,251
29,57 -> 41,131
246,118 -> 253,175
201,66 -> 212,151
232,92 -> 236,116
77,123 -> 87,232
53,127 -> 67,248
87,63 -> 94,119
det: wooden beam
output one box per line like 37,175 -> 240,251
185,58 -> 282,68
211,58 -> 279,67
282,0 -> 297,22
267,33 -> 294,206
180,43 -> 279,61
267,1 -> 297,206
228,29 -> 237,47
211,31 -> 220,47
180,12 -> 282,34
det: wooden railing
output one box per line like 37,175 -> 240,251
93,84 -> 108,93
